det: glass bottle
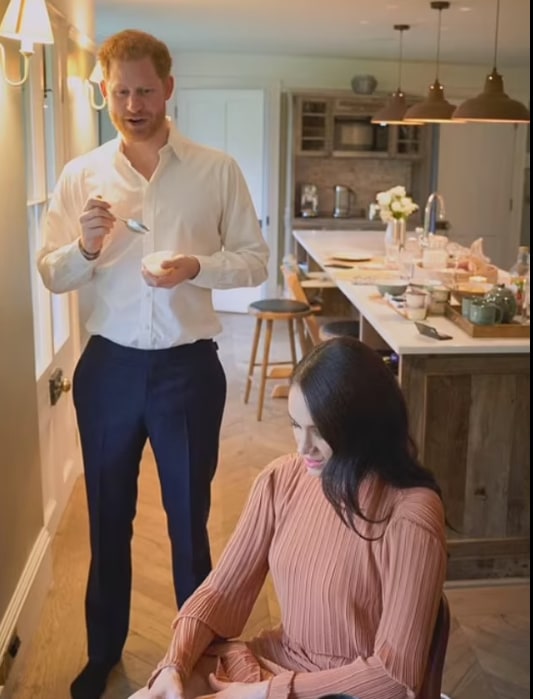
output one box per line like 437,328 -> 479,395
509,246 -> 530,307
522,257 -> 530,324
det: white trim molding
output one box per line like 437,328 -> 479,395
0,529 -> 52,696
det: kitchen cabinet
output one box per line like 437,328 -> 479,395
294,97 -> 331,156
293,93 -> 426,160
283,90 -> 433,242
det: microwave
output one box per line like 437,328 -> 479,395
331,99 -> 389,154
333,115 -> 388,154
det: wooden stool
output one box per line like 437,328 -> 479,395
244,299 -> 313,421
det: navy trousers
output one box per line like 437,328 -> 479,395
73,335 -> 226,664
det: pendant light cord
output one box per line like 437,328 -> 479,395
397,29 -> 404,89
492,0 -> 500,69
435,8 -> 443,81
393,24 -> 409,91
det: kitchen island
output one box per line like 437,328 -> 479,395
293,229 -> 530,580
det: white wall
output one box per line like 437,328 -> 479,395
170,51 -> 530,102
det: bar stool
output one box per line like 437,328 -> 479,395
281,265 -> 360,345
244,298 -> 314,421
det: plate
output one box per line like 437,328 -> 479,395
359,262 -> 386,270
331,251 -> 372,263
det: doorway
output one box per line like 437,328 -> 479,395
175,87 -> 277,312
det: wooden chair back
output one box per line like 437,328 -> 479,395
281,264 -> 321,346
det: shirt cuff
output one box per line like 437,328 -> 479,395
267,671 -> 294,699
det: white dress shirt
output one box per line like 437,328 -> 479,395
38,122 -> 269,350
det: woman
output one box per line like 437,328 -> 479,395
131,338 -> 447,699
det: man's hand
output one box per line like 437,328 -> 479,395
127,666 -> 185,699
79,197 -> 116,254
197,673 -> 269,699
142,254 -> 200,289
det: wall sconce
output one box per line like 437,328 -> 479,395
86,61 -> 106,110
0,0 -> 54,87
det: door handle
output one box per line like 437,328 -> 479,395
49,368 -> 72,406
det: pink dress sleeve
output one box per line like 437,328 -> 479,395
149,459 -> 282,684
267,506 -> 447,699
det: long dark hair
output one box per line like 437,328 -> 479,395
291,337 -> 441,536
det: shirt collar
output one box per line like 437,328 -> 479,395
110,117 -> 186,163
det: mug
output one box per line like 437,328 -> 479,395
406,306 -> 427,321
405,290 -> 428,310
461,295 -> 475,318
429,286 -> 450,315
469,299 -> 503,325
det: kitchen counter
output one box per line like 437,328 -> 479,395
293,228 -> 531,581
293,217 -> 385,231
293,229 -> 530,355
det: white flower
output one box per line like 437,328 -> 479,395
390,185 -> 406,198
375,185 -> 419,222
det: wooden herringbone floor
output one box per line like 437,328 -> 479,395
10,313 -> 530,699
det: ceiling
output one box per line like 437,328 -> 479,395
94,0 -> 530,67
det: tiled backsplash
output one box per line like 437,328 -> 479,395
294,157 -> 414,219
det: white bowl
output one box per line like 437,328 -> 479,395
142,250 -> 175,276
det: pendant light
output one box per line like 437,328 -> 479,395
452,0 -> 529,123
372,24 -> 414,125
404,1 -> 456,123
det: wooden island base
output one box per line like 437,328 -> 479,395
401,352 -> 530,580
293,228 -> 530,581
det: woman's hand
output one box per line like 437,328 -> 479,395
197,673 -> 269,699
127,666 -> 185,699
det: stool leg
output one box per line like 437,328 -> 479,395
296,318 -> 309,357
244,317 -> 262,404
287,318 -> 297,368
257,319 -> 273,421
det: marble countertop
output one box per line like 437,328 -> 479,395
293,229 -> 530,356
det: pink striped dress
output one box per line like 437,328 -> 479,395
152,453 -> 447,699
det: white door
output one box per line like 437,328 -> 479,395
25,36 -> 83,537
176,88 -> 267,312
438,123 -> 522,268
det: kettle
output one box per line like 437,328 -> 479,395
333,185 -> 356,218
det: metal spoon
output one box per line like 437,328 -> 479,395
117,216 -> 150,234
95,197 -> 150,234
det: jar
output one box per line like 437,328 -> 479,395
484,284 -> 518,323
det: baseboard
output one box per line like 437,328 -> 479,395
445,576 -> 530,589
0,528 -> 52,697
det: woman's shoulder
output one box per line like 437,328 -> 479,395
389,484 -> 445,534
252,453 -> 308,502
256,452 -> 304,485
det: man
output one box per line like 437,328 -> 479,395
37,29 -> 269,699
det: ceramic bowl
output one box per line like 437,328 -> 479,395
142,250 -> 175,276
377,281 -> 408,297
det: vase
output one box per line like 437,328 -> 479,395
384,219 -> 406,264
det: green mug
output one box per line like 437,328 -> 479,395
469,299 -> 503,325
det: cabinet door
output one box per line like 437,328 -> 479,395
294,97 -> 331,156
389,123 -> 425,159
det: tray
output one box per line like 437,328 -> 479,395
445,304 -> 530,338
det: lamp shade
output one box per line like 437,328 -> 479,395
89,61 -> 104,84
372,91 -> 408,124
453,69 -> 530,123
403,79 -> 456,123
0,0 -> 54,46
